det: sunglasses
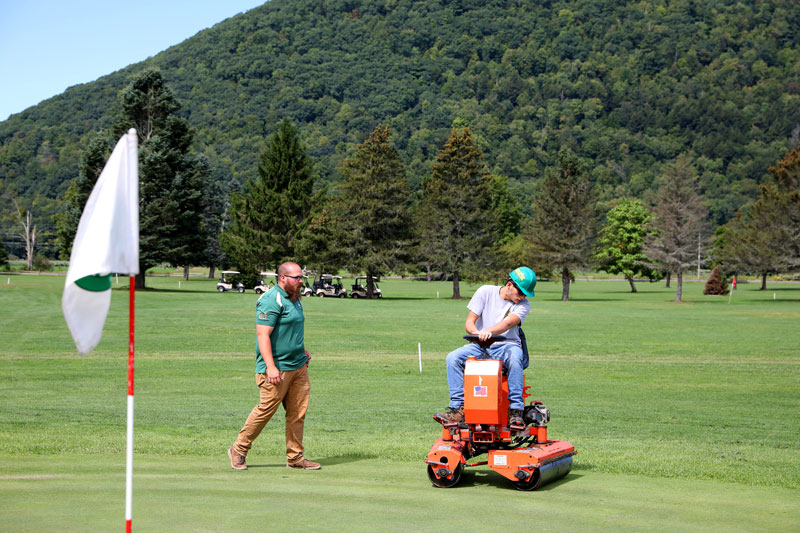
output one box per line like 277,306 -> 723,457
282,274 -> 303,280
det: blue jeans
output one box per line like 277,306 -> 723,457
446,343 -> 525,410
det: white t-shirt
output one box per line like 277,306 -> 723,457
467,285 -> 530,346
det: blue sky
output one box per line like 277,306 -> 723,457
0,0 -> 266,121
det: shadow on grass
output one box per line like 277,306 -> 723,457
244,454 -> 372,469
451,467 -> 582,491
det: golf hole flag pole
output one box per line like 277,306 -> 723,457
61,128 -> 139,532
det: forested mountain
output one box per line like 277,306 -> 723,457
2,0 -> 799,257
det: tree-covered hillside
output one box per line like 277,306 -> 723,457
2,0 -> 799,256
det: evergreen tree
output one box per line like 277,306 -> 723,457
703,265 -> 729,295
418,128 -> 497,298
222,118 -> 318,274
524,148 -> 597,301
645,154 -> 708,302
336,125 -> 411,298
0,240 -> 9,270
53,134 -> 110,259
114,69 -> 210,288
595,198 -> 657,293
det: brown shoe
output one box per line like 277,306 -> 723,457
287,458 -> 321,470
433,405 -> 464,427
509,409 -> 525,429
228,446 -> 247,470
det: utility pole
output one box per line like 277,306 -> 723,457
697,233 -> 701,279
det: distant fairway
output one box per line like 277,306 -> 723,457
1,274 -> 798,530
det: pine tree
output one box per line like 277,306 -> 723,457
645,154 -> 708,302
336,125 -> 411,297
595,198 -> 656,292
222,118 -> 318,274
418,128 -> 497,298
113,69 -> 210,289
703,265 -> 729,295
524,148 -> 597,301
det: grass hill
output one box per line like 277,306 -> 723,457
2,0 -> 799,252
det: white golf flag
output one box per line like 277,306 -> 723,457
62,129 -> 139,354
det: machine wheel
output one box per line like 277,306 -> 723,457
217,286 -> 224,292
352,294 -> 359,299
338,293 -> 346,298
427,463 -> 463,488
318,293 -> 325,298
510,468 -> 541,491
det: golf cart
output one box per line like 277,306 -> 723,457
300,274 -> 314,297
254,271 -> 277,294
313,274 -> 347,298
217,271 -> 245,293
350,276 -> 382,299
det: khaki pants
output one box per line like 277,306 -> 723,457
233,365 -> 310,463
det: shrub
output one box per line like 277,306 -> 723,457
703,265 -> 729,295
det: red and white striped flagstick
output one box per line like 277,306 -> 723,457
126,277 -> 136,532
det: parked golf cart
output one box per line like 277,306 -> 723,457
254,271 -> 277,294
300,274 -> 314,297
217,271 -> 245,293
350,276 -> 382,299
313,274 -> 347,298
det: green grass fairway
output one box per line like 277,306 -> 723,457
1,274 -> 799,530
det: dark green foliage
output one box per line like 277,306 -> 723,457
114,70 -> 210,288
418,128 -> 496,298
595,198 -> 658,292
53,134 -> 110,259
714,143 -> 800,288
522,148 -> 597,301
644,154 -> 707,302
2,0 -> 799,246
0,240 -> 9,269
703,265 -> 729,295
221,119 -> 318,274
336,125 -> 412,297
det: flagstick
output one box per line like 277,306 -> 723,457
126,276 -> 135,532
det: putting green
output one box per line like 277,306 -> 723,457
1,454 -> 797,531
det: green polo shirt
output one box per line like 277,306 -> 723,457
255,285 -> 307,372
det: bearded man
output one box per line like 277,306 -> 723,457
228,261 -> 321,470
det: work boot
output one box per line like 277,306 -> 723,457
287,457 -> 322,470
433,405 -> 464,427
509,409 -> 525,430
228,446 -> 247,470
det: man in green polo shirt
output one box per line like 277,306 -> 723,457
228,261 -> 321,471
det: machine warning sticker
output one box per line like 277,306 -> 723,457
437,445 -> 452,451
494,455 -> 507,466
473,385 -> 488,397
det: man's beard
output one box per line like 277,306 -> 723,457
286,284 -> 302,302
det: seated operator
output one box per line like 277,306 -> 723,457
434,266 -> 537,429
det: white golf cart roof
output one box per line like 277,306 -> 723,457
321,274 -> 343,279
260,271 -> 277,277
221,270 -> 240,274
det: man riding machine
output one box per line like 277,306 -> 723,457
426,267 -> 575,490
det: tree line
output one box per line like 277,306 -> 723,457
50,70 -> 799,300
3,0 -> 799,259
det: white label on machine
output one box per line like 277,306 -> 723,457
493,454 -> 507,466
437,445 -> 452,451
465,360 -> 501,375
